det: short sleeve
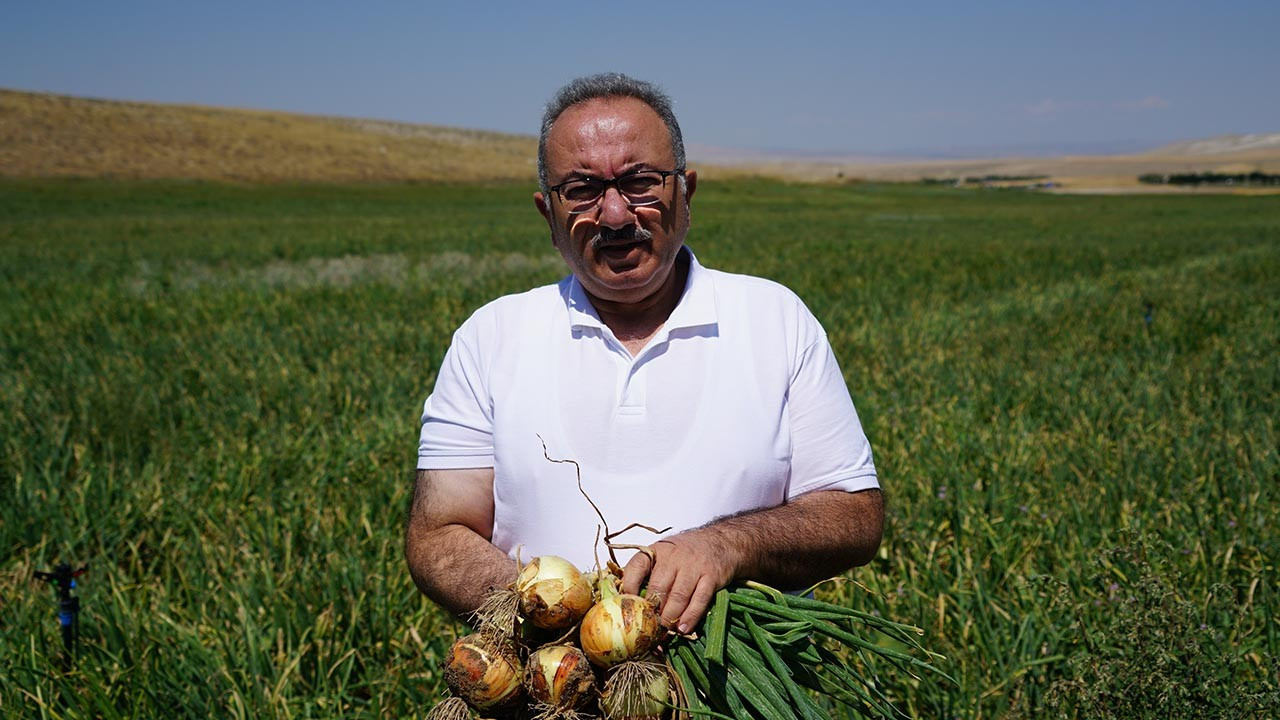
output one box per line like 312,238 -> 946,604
418,321 -> 496,469
786,314 -> 878,497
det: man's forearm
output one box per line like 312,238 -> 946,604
404,467 -> 515,618
405,523 -> 516,618
696,488 -> 883,590
622,488 -> 883,633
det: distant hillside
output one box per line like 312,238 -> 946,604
711,135 -> 1280,192
3,88 -> 1278,192
0,89 -> 537,182
1145,133 -> 1280,156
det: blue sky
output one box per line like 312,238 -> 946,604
3,1 -> 1277,156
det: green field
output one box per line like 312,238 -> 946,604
2,178 -> 1277,718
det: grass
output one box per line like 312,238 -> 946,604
1,177 -> 1277,718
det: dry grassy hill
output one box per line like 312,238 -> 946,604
3,88 -> 1278,192
1,88 -> 537,182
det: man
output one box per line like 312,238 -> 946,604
405,73 -> 882,635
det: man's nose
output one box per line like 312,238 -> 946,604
596,186 -> 635,229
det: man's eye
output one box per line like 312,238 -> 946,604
561,182 -> 601,201
619,175 -> 661,194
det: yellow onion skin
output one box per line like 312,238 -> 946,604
443,634 -> 524,711
516,555 -> 594,630
523,645 -> 597,710
579,593 -> 663,668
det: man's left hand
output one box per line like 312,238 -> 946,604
620,531 -> 739,634
616,489 -> 884,634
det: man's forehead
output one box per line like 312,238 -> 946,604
546,97 -> 673,170
553,96 -> 662,130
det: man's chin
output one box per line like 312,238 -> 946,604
582,266 -> 665,304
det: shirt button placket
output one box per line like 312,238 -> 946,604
618,356 -> 646,416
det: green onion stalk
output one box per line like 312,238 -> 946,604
664,581 -> 953,720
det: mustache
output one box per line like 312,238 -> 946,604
589,225 -> 654,250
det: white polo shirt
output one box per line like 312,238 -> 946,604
418,248 -> 877,571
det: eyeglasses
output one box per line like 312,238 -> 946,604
548,169 -> 684,214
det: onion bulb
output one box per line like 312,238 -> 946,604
601,660 -> 670,720
523,645 -> 597,712
443,633 -> 524,711
516,555 -> 594,630
579,575 -> 664,668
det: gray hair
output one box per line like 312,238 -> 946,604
537,73 -> 686,194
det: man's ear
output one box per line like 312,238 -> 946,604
534,192 -> 553,228
683,170 -> 698,204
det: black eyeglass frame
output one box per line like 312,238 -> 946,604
548,168 -> 685,214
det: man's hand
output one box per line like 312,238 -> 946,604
620,488 -> 883,633
621,532 -> 739,634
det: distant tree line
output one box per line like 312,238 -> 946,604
1139,171 -> 1280,186
921,174 -> 1049,185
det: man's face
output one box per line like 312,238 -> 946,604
535,97 -> 697,306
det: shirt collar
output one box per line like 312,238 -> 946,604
563,246 -> 718,332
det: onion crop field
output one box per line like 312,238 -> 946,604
2,178 -> 1277,718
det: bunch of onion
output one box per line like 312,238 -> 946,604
516,555 -> 595,630
600,659 -> 671,720
579,572 -> 665,668
523,644 -> 597,719
441,633 -> 524,714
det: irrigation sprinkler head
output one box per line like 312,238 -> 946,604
33,563 -> 88,668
